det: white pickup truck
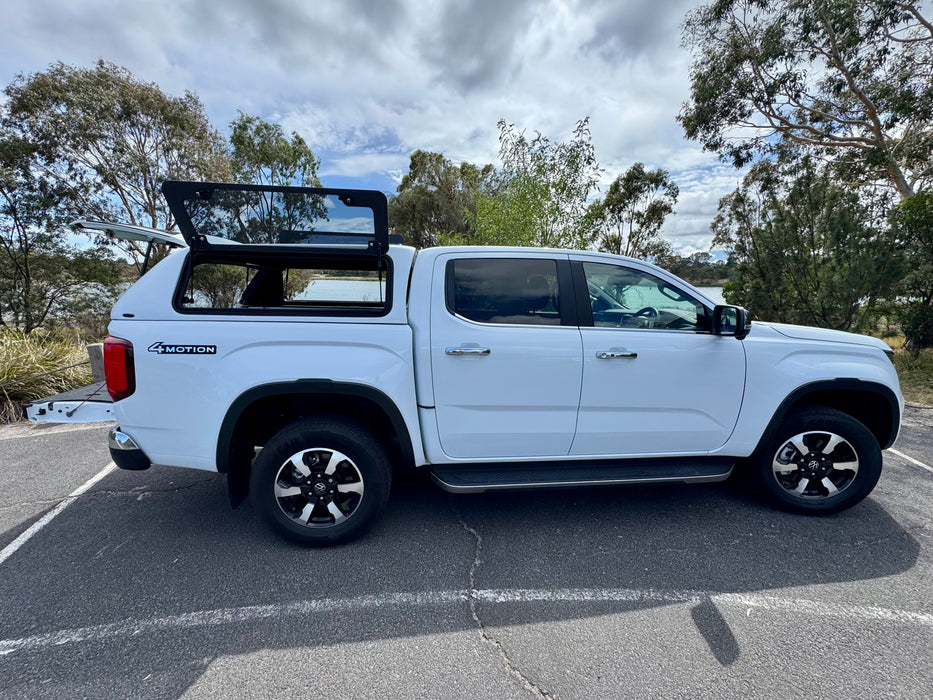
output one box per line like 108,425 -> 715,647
28,181 -> 904,545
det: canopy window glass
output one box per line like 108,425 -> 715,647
181,259 -> 388,312
162,181 -> 389,253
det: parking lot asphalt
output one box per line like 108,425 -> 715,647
0,409 -> 931,699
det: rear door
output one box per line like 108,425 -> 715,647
430,253 -> 583,459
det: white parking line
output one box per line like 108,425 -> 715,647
0,592 -> 464,656
0,462 -> 116,566
477,588 -> 933,626
888,448 -> 933,474
1,587 -> 931,657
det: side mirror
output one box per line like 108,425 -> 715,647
713,305 -> 750,340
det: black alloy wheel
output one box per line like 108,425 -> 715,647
250,417 -> 391,545
752,407 -> 882,514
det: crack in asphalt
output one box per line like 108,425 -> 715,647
0,478 -> 220,510
88,478 -> 221,499
451,499 -> 553,700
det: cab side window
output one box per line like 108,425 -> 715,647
447,258 -> 562,326
582,262 -> 708,331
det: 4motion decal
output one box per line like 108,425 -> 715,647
148,342 -> 217,355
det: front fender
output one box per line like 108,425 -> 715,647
715,329 -> 903,456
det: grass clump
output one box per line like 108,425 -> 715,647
879,333 -> 933,406
892,349 -> 933,407
0,329 -> 94,422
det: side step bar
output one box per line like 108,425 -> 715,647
430,457 -> 734,494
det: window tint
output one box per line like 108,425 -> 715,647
449,258 -> 561,326
181,259 -> 387,312
583,262 -> 707,331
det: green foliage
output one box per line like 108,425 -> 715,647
188,263 -> 250,308
657,251 -> 734,285
680,1 -> 933,200
888,192 -> 933,351
210,114 -> 329,245
3,60 -> 230,267
53,283 -> 123,341
900,303 -> 933,353
1,132 -> 123,332
471,118 -> 601,248
469,173 -> 546,247
890,191 -> 933,313
585,163 -> 678,260
230,112 -> 321,187
0,328 -> 93,422
388,150 -> 496,248
712,156 -> 903,331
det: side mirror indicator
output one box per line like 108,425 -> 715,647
713,305 -> 750,340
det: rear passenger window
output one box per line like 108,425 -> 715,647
448,258 -> 561,325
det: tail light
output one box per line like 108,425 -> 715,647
103,336 -> 136,401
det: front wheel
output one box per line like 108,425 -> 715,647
250,417 -> 391,545
752,407 -> 882,514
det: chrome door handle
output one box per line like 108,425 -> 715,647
596,350 -> 637,359
446,347 -> 491,356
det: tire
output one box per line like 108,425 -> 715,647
751,407 -> 882,514
250,417 -> 391,545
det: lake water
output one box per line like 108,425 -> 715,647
297,278 -> 385,302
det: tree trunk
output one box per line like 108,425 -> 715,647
887,159 -> 915,201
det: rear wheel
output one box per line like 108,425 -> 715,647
250,417 -> 391,545
752,407 -> 881,514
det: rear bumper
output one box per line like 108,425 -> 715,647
108,426 -> 151,471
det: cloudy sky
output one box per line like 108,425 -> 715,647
0,0 -> 745,253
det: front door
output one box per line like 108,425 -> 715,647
571,258 -> 746,456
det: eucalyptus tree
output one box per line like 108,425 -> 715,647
712,155 -> 902,331
230,112 -> 322,187
4,60 -> 230,267
223,113 -> 325,244
679,0 -> 933,200
0,133 -> 120,332
472,118 -> 601,248
388,150 -> 495,248
586,163 -> 679,260
890,191 -> 933,349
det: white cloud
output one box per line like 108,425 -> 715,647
0,0 -> 738,250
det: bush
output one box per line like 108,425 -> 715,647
0,329 -> 93,422
52,284 -> 120,342
893,349 -> 933,407
901,303 -> 933,354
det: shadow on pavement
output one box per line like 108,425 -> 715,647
0,465 -> 920,698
